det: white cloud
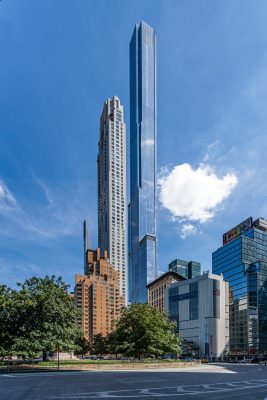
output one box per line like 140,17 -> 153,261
0,181 -> 18,212
32,174 -> 54,209
203,140 -> 220,162
159,163 -> 238,223
0,175 -> 96,242
180,223 -> 197,239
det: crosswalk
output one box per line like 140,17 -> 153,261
48,379 -> 267,398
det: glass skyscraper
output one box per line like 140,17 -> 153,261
169,259 -> 201,279
128,21 -> 157,303
212,217 -> 267,357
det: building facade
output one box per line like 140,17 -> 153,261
166,273 -> 229,359
97,96 -> 127,301
212,217 -> 267,357
169,259 -> 201,279
74,248 -> 123,342
83,220 -> 90,272
147,271 -> 185,310
128,21 -> 157,303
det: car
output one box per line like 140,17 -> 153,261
250,357 -> 260,364
250,357 -> 267,364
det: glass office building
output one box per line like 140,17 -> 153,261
128,21 -> 157,303
169,259 -> 201,279
166,273 -> 229,359
212,217 -> 267,356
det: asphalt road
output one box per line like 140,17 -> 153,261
1,364 -> 267,400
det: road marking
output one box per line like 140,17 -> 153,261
47,379 -> 267,398
1,374 -> 16,378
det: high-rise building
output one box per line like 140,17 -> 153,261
212,217 -> 267,357
97,96 -> 127,301
166,273 -> 229,360
169,259 -> 201,280
147,271 -> 185,310
128,21 -> 157,303
74,248 -> 123,342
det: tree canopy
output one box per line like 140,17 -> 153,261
1,277 -> 182,360
107,303 -> 181,358
0,285 -> 14,357
0,275 -> 81,358
91,333 -> 107,358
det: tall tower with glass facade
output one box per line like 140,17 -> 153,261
212,217 -> 267,357
169,259 -> 201,279
128,21 -> 158,303
98,96 -> 127,302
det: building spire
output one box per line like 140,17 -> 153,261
83,220 -> 90,273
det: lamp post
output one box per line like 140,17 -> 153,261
57,346 -> 60,371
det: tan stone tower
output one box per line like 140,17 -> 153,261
97,96 -> 127,302
74,248 -> 123,342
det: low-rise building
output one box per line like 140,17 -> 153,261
147,271 -> 185,310
166,272 -> 229,359
74,248 -> 124,342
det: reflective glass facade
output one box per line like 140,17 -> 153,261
169,259 -> 201,280
212,224 -> 267,356
128,21 -> 157,303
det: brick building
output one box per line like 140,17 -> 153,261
75,248 -> 124,341
147,271 -> 185,310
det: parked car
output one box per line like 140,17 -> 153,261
250,356 -> 267,364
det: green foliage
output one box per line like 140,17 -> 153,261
0,276 -> 82,358
91,333 -> 107,358
0,285 -> 14,358
107,303 -> 182,358
1,279 -> 181,360
75,335 -> 91,357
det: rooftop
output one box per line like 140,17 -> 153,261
146,270 -> 186,289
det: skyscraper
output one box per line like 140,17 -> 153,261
75,248 -> 123,341
212,217 -> 267,357
169,259 -> 201,279
97,96 -> 127,301
128,21 -> 157,303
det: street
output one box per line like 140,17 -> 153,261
1,364 -> 267,399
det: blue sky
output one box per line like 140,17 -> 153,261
1,0 -> 267,289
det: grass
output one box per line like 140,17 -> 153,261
0,358 -> 200,373
38,358 -> 186,366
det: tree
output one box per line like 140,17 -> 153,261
107,328 -> 127,358
10,275 -> 81,358
75,335 -> 91,357
91,333 -> 108,359
0,285 -> 14,358
108,304 -> 181,359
